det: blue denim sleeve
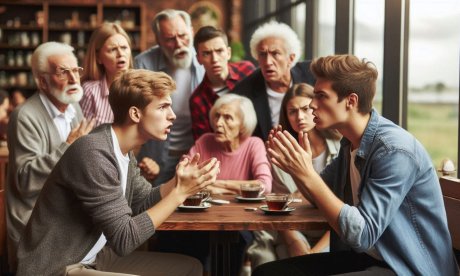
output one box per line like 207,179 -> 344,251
337,149 -> 419,252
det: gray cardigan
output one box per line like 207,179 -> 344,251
17,125 -> 161,276
6,93 -> 83,250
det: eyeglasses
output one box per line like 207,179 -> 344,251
46,67 -> 84,81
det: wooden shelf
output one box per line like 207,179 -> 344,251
0,1 -> 146,94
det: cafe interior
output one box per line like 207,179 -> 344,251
0,0 -> 459,275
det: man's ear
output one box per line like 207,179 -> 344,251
196,53 -> 203,65
347,93 -> 359,110
129,106 -> 141,123
38,76 -> 48,92
288,53 -> 295,67
227,46 -> 232,61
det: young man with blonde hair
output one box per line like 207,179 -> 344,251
260,55 -> 459,275
17,69 -> 219,276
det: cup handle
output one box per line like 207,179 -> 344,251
202,190 -> 211,203
259,185 -> 266,197
285,195 -> 294,209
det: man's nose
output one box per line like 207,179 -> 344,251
169,108 -> 176,121
174,36 -> 184,48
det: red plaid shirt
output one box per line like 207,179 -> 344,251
190,61 -> 255,140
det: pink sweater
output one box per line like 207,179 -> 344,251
189,133 -> 272,192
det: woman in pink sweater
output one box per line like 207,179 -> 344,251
189,93 -> 272,194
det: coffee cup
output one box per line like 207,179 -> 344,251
183,190 -> 211,206
265,193 -> 293,210
240,183 -> 265,198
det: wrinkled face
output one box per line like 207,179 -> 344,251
97,33 -> 131,77
196,37 -> 231,82
310,78 -> 346,130
157,16 -> 193,69
256,37 -> 294,85
43,54 -> 83,106
212,102 -> 242,145
138,95 -> 176,141
286,96 -> 315,133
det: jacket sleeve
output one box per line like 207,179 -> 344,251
67,143 -> 155,256
9,108 -> 69,198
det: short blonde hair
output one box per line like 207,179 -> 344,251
209,94 -> 257,139
109,69 -> 176,125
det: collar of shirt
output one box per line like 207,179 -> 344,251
39,92 -> 76,124
202,63 -> 239,91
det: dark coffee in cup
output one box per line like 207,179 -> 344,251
265,193 -> 293,210
240,183 -> 265,198
266,200 -> 288,211
183,191 -> 210,206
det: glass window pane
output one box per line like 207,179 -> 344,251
317,0 -> 335,57
407,0 -> 460,172
354,0 -> 385,113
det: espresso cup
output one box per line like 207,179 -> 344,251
183,190 -> 211,206
240,183 -> 265,198
265,193 -> 293,210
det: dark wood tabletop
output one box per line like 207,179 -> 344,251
157,194 -> 328,231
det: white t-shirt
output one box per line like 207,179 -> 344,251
349,148 -> 383,261
266,86 -> 286,127
80,127 -> 129,264
214,86 -> 229,96
169,68 -> 194,151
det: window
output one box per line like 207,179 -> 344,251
407,0 -> 459,171
354,0 -> 385,113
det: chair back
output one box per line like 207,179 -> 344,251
440,176 -> 460,251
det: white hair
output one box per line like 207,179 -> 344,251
250,21 -> 301,66
152,9 -> 192,38
210,94 -> 257,139
31,42 -> 76,86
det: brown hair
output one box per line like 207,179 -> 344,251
310,54 -> 378,114
82,23 -> 133,82
193,26 -> 228,51
109,69 -> 176,125
279,83 -> 341,140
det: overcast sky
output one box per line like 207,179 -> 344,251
321,0 -> 459,88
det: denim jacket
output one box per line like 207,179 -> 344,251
321,109 -> 459,275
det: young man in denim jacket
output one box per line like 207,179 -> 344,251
259,54 -> 459,275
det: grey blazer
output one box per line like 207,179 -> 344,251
17,124 -> 161,276
6,93 -> 83,250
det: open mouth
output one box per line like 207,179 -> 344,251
116,60 -> 126,68
174,51 -> 188,59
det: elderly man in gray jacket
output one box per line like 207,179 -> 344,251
6,41 -> 95,270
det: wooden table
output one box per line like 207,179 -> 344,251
157,195 -> 328,275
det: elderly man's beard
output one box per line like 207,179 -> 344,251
49,83 -> 84,104
163,39 -> 194,69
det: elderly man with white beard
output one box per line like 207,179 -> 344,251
134,9 -> 204,186
6,41 -> 95,271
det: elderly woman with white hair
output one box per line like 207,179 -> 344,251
188,93 -> 272,194
233,21 -> 316,141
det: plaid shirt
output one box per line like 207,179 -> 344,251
190,61 -> 255,140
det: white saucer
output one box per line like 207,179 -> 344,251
178,202 -> 211,211
235,195 -> 265,202
259,205 -> 295,214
